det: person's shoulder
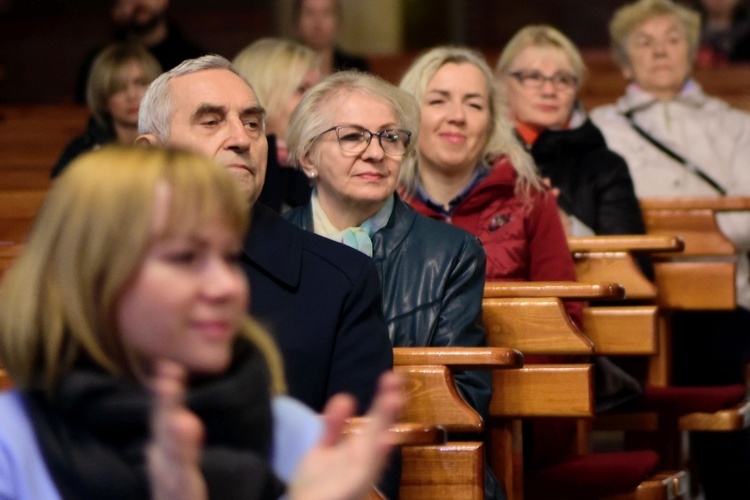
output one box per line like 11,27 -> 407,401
701,93 -> 750,122
0,391 -> 42,451
589,103 -> 622,123
577,119 -> 630,166
275,204 -> 372,277
298,227 -> 375,277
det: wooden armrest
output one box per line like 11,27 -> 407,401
678,400 -> 750,431
568,234 -> 684,253
484,281 -> 624,300
393,347 -> 523,370
489,364 -> 594,418
345,418 -> 447,446
641,196 -> 750,212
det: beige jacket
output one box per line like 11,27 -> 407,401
591,81 -> 750,309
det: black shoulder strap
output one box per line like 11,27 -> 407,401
623,110 -> 726,195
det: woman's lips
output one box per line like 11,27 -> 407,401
192,320 -> 234,340
439,132 -> 466,144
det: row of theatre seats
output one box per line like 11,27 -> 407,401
4,175 -> 748,499
2,54 -> 750,499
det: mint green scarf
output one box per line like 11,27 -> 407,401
310,190 -> 393,257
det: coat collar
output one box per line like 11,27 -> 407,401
291,194 -> 418,260
243,204 -> 303,288
615,79 -> 709,115
370,194 -> 418,258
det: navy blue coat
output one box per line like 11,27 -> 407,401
241,204 -> 392,414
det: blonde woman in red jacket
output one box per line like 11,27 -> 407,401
398,46 -> 580,326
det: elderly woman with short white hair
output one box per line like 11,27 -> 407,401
283,71 -> 491,421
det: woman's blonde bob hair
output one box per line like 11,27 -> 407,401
609,0 -> 701,67
0,145 -> 284,395
86,42 -> 162,127
286,70 -> 420,169
232,38 -> 321,135
398,46 -> 540,199
495,24 -> 588,84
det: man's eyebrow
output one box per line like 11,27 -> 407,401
240,106 -> 266,120
191,104 -> 227,122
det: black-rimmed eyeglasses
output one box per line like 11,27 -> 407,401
313,125 -> 412,157
508,70 -> 579,91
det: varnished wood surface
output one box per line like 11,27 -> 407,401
483,297 -> 594,355
489,364 -> 594,418
484,280 -> 625,300
568,234 -> 684,253
393,346 -> 523,369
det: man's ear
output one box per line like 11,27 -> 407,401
135,134 -> 160,147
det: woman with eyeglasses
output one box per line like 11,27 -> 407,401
283,71 -> 491,423
495,25 -> 649,257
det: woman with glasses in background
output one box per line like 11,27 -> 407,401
495,25 -> 648,248
283,71 -> 491,424
496,25 -> 647,413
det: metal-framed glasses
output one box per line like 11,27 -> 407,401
313,125 -> 412,157
508,70 -> 579,91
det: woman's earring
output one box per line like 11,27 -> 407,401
308,170 -> 317,179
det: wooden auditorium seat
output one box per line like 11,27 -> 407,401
569,230 -> 750,477
481,282 -> 687,499
392,347 -> 523,499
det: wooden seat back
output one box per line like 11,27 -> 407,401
0,105 -> 87,190
481,279 -> 694,499
482,283 -> 613,356
393,347 -> 523,500
640,197 -> 750,310
1,190 -> 47,245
